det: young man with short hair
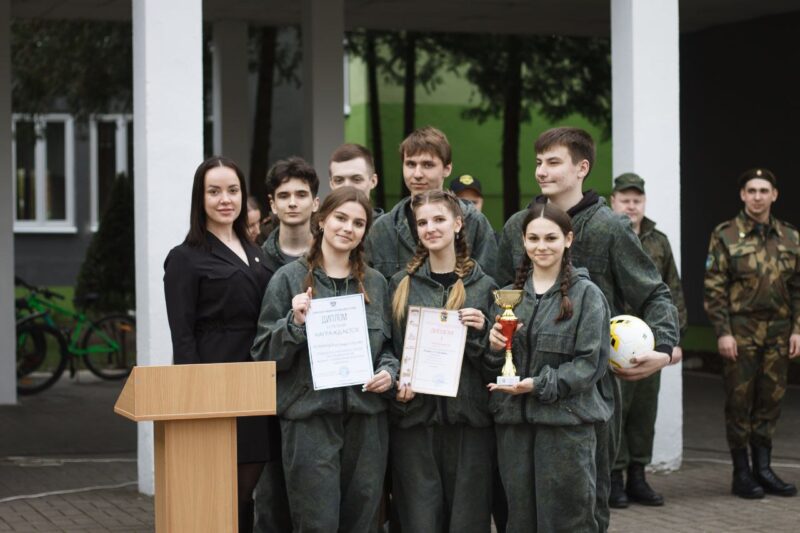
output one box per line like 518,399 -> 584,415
496,127 -> 680,531
609,173 -> 688,508
366,126 -> 498,280
260,156 -> 320,273
329,143 -> 383,218
253,156 -> 319,533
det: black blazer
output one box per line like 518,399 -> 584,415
163,232 -> 273,364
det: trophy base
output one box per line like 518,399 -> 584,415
497,376 -> 520,386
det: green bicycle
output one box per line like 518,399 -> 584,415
15,276 -> 137,395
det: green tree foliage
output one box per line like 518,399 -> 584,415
75,174 -> 135,314
11,20 -> 132,117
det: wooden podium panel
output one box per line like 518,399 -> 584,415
155,418 -> 237,532
115,361 -> 276,533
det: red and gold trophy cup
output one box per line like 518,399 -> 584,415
493,289 -> 524,385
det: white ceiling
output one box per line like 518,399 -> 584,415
10,0 -> 800,36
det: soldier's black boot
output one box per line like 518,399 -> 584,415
609,469 -> 629,508
751,445 -> 798,496
625,463 -> 664,506
730,448 -> 765,499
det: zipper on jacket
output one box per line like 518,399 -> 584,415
520,296 -> 541,424
438,281 -> 452,425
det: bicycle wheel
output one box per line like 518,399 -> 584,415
81,314 -> 136,380
17,322 -> 68,395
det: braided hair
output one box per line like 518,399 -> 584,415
513,202 -> 574,322
303,187 -> 374,303
391,190 -> 474,324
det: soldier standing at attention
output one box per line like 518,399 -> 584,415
704,168 -> 800,499
609,173 -> 688,508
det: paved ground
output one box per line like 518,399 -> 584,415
1,371 -> 799,532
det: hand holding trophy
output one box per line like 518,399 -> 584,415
492,289 -> 524,386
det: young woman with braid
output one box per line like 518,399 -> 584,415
487,202 -> 612,532
388,190 -> 498,532
250,187 -> 398,532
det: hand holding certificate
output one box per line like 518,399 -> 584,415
305,293 -> 375,390
399,306 -> 468,397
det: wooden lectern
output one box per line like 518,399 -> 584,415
114,361 -> 276,533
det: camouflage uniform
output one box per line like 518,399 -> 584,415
497,194 -> 679,532
615,216 -> 688,471
488,267 -> 612,533
703,210 -> 800,450
254,226 -> 295,533
366,196 -> 498,281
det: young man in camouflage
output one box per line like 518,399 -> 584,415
609,173 -> 688,508
496,127 -> 680,531
260,157 -> 320,273
254,156 -> 320,533
365,126 -> 498,281
703,168 -> 799,499
329,143 -> 385,219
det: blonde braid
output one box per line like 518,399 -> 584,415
391,242 -> 430,324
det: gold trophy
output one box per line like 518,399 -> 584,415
493,289 -> 524,385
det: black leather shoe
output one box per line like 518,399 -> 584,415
731,448 -> 765,499
609,469 -> 629,508
751,445 -> 798,496
626,463 -> 664,506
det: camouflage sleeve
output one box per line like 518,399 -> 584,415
787,235 -> 800,335
703,230 -> 732,337
610,222 -> 680,350
661,241 -> 689,339
497,212 -> 524,287
469,212 -> 499,282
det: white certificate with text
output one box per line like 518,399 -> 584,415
306,293 -> 375,390
399,306 -> 467,397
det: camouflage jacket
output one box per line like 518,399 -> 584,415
634,217 -> 688,338
703,210 -> 800,337
365,196 -> 498,282
260,227 -> 292,274
487,267 -> 613,426
250,258 -> 398,419
388,260 -> 498,429
497,197 -> 679,351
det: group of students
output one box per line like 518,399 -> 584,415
163,125 -> 681,532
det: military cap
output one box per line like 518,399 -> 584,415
738,168 -> 777,189
449,174 -> 483,196
613,172 -> 645,194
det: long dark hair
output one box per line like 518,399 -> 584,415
185,156 -> 250,249
304,187 -> 374,302
513,202 -> 574,321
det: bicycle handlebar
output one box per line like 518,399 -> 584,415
14,276 -> 64,300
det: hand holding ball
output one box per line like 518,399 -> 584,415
609,315 -> 654,369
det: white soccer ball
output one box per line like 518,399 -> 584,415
609,315 -> 654,369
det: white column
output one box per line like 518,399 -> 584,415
212,20 -> 252,176
302,0 -> 344,195
612,0 -> 682,470
0,0 -> 15,405
133,0 -> 204,494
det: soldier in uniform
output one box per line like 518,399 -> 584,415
704,168 -> 800,499
609,173 -> 688,508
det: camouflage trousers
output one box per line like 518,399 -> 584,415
614,371 -> 660,470
496,422 -> 598,533
723,316 -> 790,450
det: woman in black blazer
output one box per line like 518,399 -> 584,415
164,156 -> 276,532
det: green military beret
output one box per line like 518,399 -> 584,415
613,172 -> 645,194
738,168 -> 777,189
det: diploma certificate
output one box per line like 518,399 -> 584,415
399,306 -> 467,397
306,293 -> 374,390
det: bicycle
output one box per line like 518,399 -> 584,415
15,276 -> 137,395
